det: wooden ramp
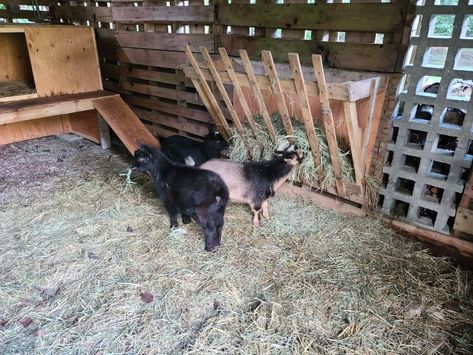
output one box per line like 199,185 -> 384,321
92,96 -> 160,154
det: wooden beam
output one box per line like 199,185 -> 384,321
200,47 -> 253,158
342,102 -> 363,184
239,49 -> 276,141
112,5 -> 214,23
218,47 -> 264,155
287,52 -> 322,183
312,54 -> 344,194
184,45 -> 231,139
361,78 -> 380,174
261,50 -> 294,142
388,219 -> 473,259
115,31 -> 213,52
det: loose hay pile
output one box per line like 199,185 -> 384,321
1,136 -> 473,354
228,115 -> 355,189
0,80 -> 36,98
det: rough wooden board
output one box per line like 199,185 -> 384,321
0,114 -> 70,145
52,5 -> 112,23
0,33 -> 34,82
0,91 -> 118,125
24,27 -> 102,97
69,110 -> 100,144
112,5 -> 214,23
218,3 -> 404,32
280,183 -> 365,216
388,219 -> 473,258
120,67 -> 181,85
453,207 -> 473,236
92,95 -> 160,154
117,47 -> 201,69
343,101 -> 363,184
116,32 -> 213,52
217,35 -> 400,72
121,81 -> 203,106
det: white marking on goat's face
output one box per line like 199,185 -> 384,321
286,144 -> 295,152
185,156 -> 196,166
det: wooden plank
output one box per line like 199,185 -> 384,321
218,47 -> 264,155
0,33 -> 34,82
361,78 -> 380,174
287,52 -> 322,183
184,45 -> 231,139
453,208 -> 473,236
388,219 -> 473,259
218,3 -> 404,32
0,114 -> 70,145
342,102 -> 363,185
117,47 -> 195,69
217,35 -> 400,72
52,6 -> 112,23
124,94 -> 211,124
132,107 -> 209,138
115,31 -> 214,52
0,10 -> 52,21
112,5 -> 213,23
24,27 -> 102,96
280,183 -> 365,216
120,66 -> 180,85
0,91 -> 118,124
239,49 -> 276,141
312,54 -> 344,195
200,46 -> 252,157
92,95 -> 160,153
69,110 -> 100,144
261,50 -> 294,142
121,81 -> 203,106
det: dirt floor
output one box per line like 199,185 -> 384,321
1,135 -> 473,354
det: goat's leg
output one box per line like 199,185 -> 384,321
250,202 -> 262,226
261,200 -> 270,219
214,203 -> 226,245
195,207 -> 218,252
163,198 -> 179,228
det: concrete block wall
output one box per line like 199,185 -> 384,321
380,0 -> 473,234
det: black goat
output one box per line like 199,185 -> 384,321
158,127 -> 229,166
134,145 -> 229,251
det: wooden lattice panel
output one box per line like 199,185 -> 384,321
381,0 -> 473,234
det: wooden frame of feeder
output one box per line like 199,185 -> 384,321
184,46 -> 388,208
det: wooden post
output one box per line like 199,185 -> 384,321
261,50 -> 295,143
98,113 -> 111,149
342,102 -> 363,184
239,49 -> 276,141
312,54 -> 345,196
184,45 -> 231,140
288,52 -> 322,183
361,77 -> 381,175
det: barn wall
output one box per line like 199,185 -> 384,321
1,0 -> 411,140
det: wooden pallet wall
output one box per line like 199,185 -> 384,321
0,0 -> 52,22
3,0 -> 412,141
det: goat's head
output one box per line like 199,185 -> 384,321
274,144 -> 304,166
204,126 -> 229,152
133,144 -> 157,173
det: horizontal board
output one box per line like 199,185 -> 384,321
0,9 -> 51,20
117,47 -> 203,69
131,106 -> 211,136
116,31 -> 213,52
217,35 -> 399,73
126,95 -> 212,125
52,5 -> 112,23
218,3 -> 405,32
122,81 -> 204,106
112,5 -> 214,23
121,66 -> 183,85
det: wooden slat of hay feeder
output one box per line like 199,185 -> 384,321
261,50 -> 294,143
287,53 -> 323,185
218,47 -> 265,155
199,46 -> 253,158
183,47 -> 386,208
